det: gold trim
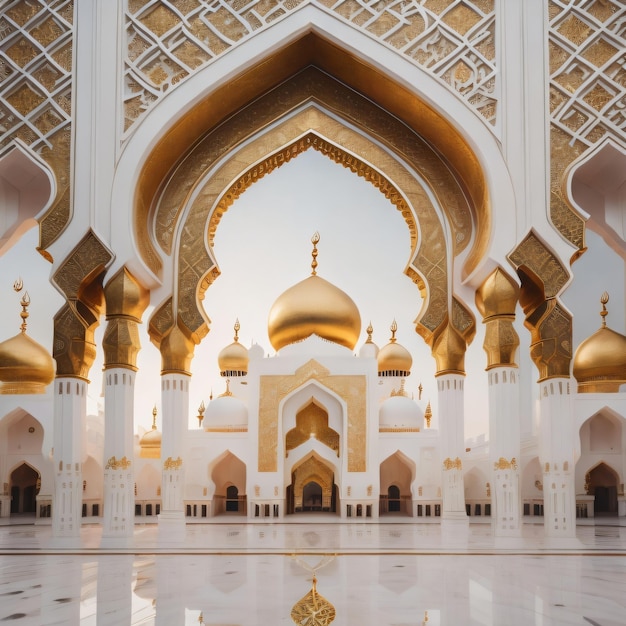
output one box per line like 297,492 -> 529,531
105,456 -> 131,470
443,457 -> 462,470
164,456 -> 183,470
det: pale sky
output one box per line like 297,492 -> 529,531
1,149 -> 624,441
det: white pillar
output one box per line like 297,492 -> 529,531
538,377 -> 576,537
52,377 -> 86,537
437,373 -> 468,524
489,367 -> 521,536
158,372 -> 190,532
102,367 -> 136,537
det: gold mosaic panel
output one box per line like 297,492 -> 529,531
0,0 -> 74,253
259,360 -> 367,472
549,0 -> 626,253
123,0 -> 497,133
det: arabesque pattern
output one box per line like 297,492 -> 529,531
124,0 -> 496,132
0,0 -> 74,251
549,0 -> 626,252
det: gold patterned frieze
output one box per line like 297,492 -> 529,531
124,0 -> 496,135
259,360 -> 366,472
286,403 -> 340,457
443,457 -> 462,470
105,456 -> 131,470
494,457 -> 518,471
164,456 -> 183,470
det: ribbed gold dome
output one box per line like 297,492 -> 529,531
573,293 -> 626,393
267,234 -> 361,351
218,320 -> 249,375
0,289 -> 55,394
377,321 -> 412,375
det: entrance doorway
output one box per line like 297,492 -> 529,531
288,455 -> 337,514
10,463 -> 39,515
588,463 -> 619,516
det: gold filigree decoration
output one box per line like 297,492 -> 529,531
259,360 -> 366,472
291,575 -> 336,626
124,0 -> 496,133
164,456 -> 183,470
106,456 -> 131,470
494,457 -> 518,471
162,71 -> 469,342
443,457 -> 462,470
286,403 -> 340,457
549,1 -> 626,252
508,231 -> 569,298
1,1 -> 74,253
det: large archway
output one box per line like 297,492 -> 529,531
288,453 -> 337,515
210,451 -> 247,516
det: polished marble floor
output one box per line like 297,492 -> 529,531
0,518 -> 625,625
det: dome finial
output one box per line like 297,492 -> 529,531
233,318 -> 240,342
311,232 -> 320,276
366,322 -> 373,343
389,319 -> 398,343
13,278 -> 30,334
151,405 -> 157,430
600,292 -> 609,328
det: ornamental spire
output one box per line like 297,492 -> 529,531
600,292 -> 609,328
311,232 -> 320,276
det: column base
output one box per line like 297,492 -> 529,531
441,514 -> 469,543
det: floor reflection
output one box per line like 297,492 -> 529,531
0,522 -> 625,625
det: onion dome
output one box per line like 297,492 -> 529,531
218,319 -> 248,376
377,320 -> 412,376
139,406 -> 162,459
204,381 -> 248,430
379,381 -> 423,430
0,283 -> 55,395
268,233 -> 361,351
359,322 -> 379,358
573,293 -> 626,393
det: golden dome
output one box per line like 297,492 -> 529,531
377,321 -> 412,376
218,319 -> 249,375
573,293 -> 626,393
267,234 -> 361,351
139,407 -> 161,458
0,288 -> 55,395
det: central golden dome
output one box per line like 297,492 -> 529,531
267,233 -> 361,351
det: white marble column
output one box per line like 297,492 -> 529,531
52,378 -> 86,538
102,368 -> 135,537
489,367 -> 521,536
538,377 -> 576,537
437,373 -> 468,525
158,372 -> 190,533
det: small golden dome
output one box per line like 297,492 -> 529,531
377,321 -> 412,376
573,293 -> 626,393
218,319 -> 249,376
267,234 -> 361,351
140,407 -> 161,458
0,287 -> 55,394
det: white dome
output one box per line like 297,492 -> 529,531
249,342 -> 265,360
359,341 -> 379,358
379,395 -> 423,429
204,395 -> 248,429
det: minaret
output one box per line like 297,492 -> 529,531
476,268 -> 522,536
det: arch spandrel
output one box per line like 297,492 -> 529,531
174,107 -> 452,341
133,32 -> 490,280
